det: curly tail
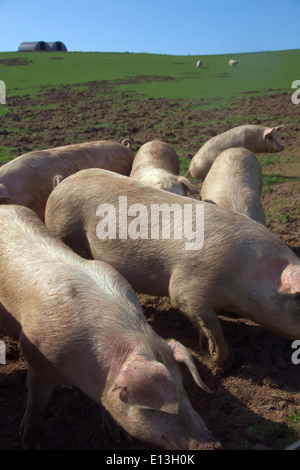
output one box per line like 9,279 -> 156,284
121,138 -> 133,149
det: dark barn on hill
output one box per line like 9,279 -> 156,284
18,41 -> 51,51
48,41 -> 67,51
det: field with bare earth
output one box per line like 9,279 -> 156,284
0,78 -> 299,451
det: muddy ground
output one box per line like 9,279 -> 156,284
0,80 -> 299,451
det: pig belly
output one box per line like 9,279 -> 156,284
90,246 -> 170,297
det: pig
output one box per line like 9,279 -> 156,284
0,204 -> 217,450
228,60 -> 238,67
200,147 -> 265,225
130,140 -> 199,197
188,124 -> 284,180
44,168 -> 300,366
0,139 -> 134,220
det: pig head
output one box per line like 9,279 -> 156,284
102,340 -> 218,450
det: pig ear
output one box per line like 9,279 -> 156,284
263,126 -> 284,140
262,128 -> 274,139
278,264 -> 300,296
115,356 -> 179,414
177,176 -> 200,195
168,339 -> 212,394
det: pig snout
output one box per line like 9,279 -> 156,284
162,425 -> 220,451
270,138 -> 284,152
275,141 -> 284,152
136,407 -> 220,451
177,412 -> 221,450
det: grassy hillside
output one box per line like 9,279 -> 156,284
0,49 -> 299,103
0,49 -> 299,179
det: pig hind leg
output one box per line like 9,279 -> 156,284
20,363 -> 55,449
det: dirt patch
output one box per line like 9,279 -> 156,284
0,83 -> 299,450
0,58 -> 32,66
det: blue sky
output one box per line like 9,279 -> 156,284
0,0 -> 299,56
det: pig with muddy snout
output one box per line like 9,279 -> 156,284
188,124 -> 284,180
0,204 -> 217,450
45,168 -> 300,365
200,147 -> 266,225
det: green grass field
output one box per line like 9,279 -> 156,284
0,49 -> 299,102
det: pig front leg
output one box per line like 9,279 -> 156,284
20,363 -> 55,449
196,307 -> 229,364
169,276 -> 229,364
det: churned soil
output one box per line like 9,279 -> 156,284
0,81 -> 299,451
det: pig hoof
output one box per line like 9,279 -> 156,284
212,349 -> 230,365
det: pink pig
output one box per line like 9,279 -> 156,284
200,147 -> 265,225
0,139 -> 134,220
130,140 -> 199,196
0,204 -> 217,450
188,124 -> 284,180
45,169 -> 300,365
